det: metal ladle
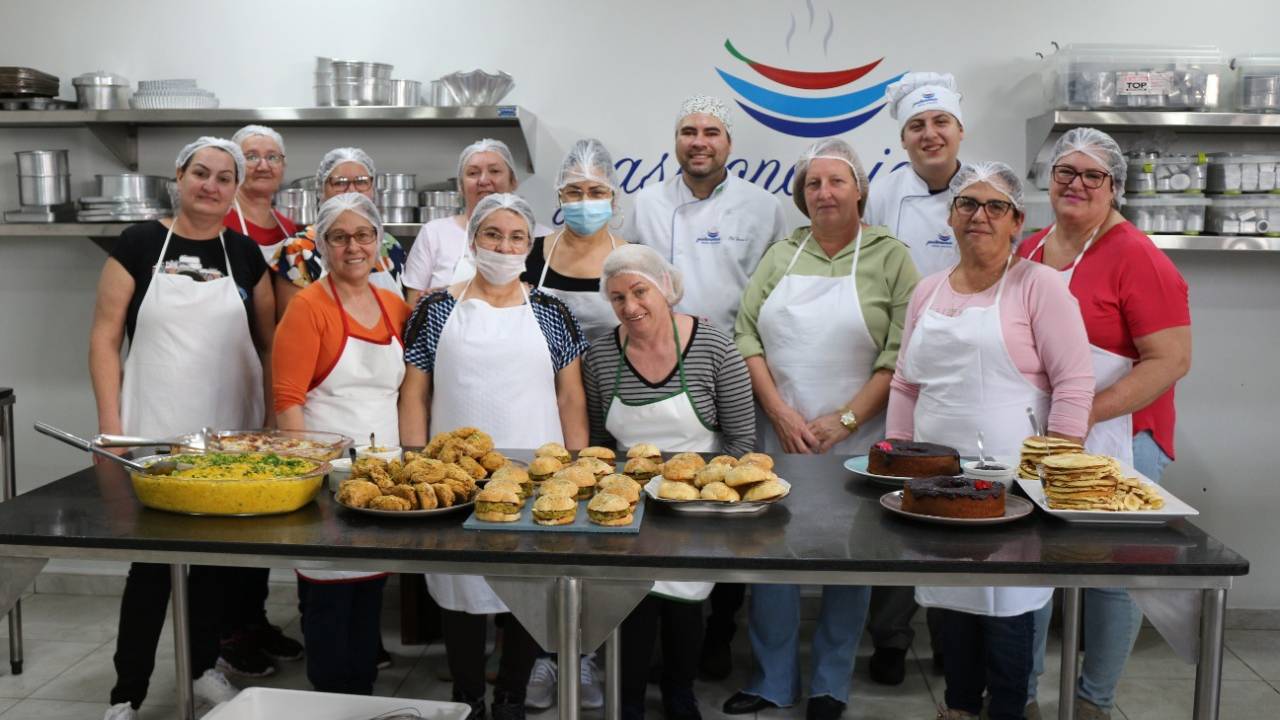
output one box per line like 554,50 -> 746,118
35,422 -> 184,475
92,427 -> 210,451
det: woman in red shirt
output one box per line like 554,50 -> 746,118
1019,127 -> 1191,720
224,125 -> 297,264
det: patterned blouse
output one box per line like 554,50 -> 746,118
274,225 -> 407,289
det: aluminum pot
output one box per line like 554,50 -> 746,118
96,174 -> 167,200
16,150 -> 69,176
377,189 -> 417,207
332,61 -> 361,80
275,188 -> 317,225
419,190 -> 462,208
72,72 -> 131,110
376,173 -> 416,191
388,79 -> 421,106
314,84 -> 335,107
379,206 -> 416,223
357,78 -> 392,105
429,80 -> 458,107
333,81 -> 361,106
359,62 -> 393,80
419,206 -> 459,222
18,175 -> 71,206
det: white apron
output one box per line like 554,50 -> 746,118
232,199 -> 292,265
1031,228 -> 1135,465
756,229 -> 884,455
536,230 -> 621,343
605,316 -> 720,602
901,255 -> 1053,617
300,277 -> 404,582
120,224 -> 263,438
425,280 -> 563,614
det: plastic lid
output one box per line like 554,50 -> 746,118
1206,152 -> 1280,163
1232,53 -> 1280,70
1057,43 -> 1225,63
1208,196 -> 1280,207
1123,195 -> 1210,206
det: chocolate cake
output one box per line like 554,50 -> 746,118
868,440 -> 961,478
901,476 -> 1006,519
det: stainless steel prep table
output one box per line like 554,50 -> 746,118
0,452 -> 1249,720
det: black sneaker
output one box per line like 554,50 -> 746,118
216,634 -> 275,678
453,690 -> 487,720
248,623 -> 303,662
661,684 -> 702,720
868,647 -> 907,685
806,696 -> 846,720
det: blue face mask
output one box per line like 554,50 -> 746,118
561,199 -> 613,236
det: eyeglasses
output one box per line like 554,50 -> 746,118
952,196 -> 1016,219
244,152 -> 284,166
326,175 -> 374,191
559,185 -> 614,203
1052,165 -> 1111,190
325,229 -> 378,248
476,227 -> 530,250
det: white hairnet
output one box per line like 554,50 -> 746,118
456,138 -> 518,193
556,138 -> 620,194
231,124 -> 285,156
600,244 -> 685,306
791,138 -> 870,217
949,161 -> 1025,212
675,94 -> 733,134
175,136 -> 245,185
313,193 -> 383,258
1050,127 -> 1127,205
316,147 -> 376,186
467,192 -> 535,243
885,71 -> 963,132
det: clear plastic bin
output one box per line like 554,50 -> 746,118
1233,53 -> 1280,112
204,688 -> 470,720
1047,44 -> 1224,110
1206,196 -> 1280,236
1206,153 -> 1280,194
1120,195 -> 1209,234
1125,154 -> 1208,194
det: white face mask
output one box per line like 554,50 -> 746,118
472,246 -> 526,285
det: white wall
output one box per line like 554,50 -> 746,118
2,0 -> 1278,607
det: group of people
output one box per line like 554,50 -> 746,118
86,69 -> 1191,720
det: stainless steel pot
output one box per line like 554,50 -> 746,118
96,174 -> 167,200
377,189 -> 417,207
379,206 -> 416,223
16,149 -> 69,176
18,175 -> 71,206
360,62 -> 393,80
376,173 -> 416,191
419,206 -> 459,222
314,84 -> 335,107
332,61 -> 361,80
275,188 -> 317,225
72,72 -> 131,110
419,190 -> 462,208
333,81 -> 360,106
429,80 -> 458,107
357,78 -> 392,105
389,79 -> 421,106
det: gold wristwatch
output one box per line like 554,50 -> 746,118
839,409 -> 859,432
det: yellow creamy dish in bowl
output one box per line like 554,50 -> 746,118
129,452 -> 327,515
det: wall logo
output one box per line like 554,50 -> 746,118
717,38 -> 905,138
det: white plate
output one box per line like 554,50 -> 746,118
643,475 -> 789,515
1015,475 -> 1199,526
880,490 -> 1034,526
844,455 -> 966,488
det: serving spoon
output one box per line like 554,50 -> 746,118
35,422 -> 185,476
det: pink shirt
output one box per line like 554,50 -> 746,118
887,259 -> 1095,439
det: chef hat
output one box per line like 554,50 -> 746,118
600,244 -> 684,306
1049,127 -> 1128,205
316,147 -> 376,186
949,161 -> 1025,212
313,193 -> 383,258
886,72 -> 963,132
231,124 -> 286,157
791,137 -> 870,217
175,136 -> 245,186
675,94 -> 733,135
556,138 -> 620,195
456,138 -> 519,194
467,192 -> 535,244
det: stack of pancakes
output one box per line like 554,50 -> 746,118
1018,436 -> 1085,480
1039,453 -> 1121,510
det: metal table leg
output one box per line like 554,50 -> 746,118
557,577 -> 581,720
1193,588 -> 1227,720
1,391 -> 21,675
171,563 -> 195,720
604,629 -> 621,720
1058,588 -> 1081,720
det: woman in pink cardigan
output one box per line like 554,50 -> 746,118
886,162 -> 1093,720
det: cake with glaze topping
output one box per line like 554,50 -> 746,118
901,476 -> 1005,519
868,440 -> 961,478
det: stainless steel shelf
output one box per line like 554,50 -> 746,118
0,105 -> 537,172
0,222 -> 131,237
1149,234 -> 1280,252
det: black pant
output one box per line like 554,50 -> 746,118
297,576 -> 386,695
939,608 -> 1033,720
220,566 -> 270,635
705,582 -> 744,643
110,563 -> 223,709
441,610 -> 540,703
620,595 -> 702,710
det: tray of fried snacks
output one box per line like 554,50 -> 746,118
1015,452 -> 1198,525
642,451 -> 789,515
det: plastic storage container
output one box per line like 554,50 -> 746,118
1125,154 -> 1207,194
1206,153 -> 1280,194
1234,53 -> 1280,112
1206,196 -> 1280,236
1048,44 -> 1224,110
203,687 -> 470,720
1120,195 -> 1209,234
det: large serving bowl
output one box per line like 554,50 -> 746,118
193,429 -> 353,462
439,70 -> 514,106
129,452 -> 328,516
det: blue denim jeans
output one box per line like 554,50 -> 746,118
745,584 -> 871,706
1029,431 -> 1172,709
941,608 -> 1034,720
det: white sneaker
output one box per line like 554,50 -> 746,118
525,656 -> 557,709
579,655 -> 603,710
193,668 -> 239,705
104,702 -> 137,720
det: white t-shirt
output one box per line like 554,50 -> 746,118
402,216 -> 471,291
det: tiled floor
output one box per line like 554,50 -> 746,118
0,587 -> 1277,719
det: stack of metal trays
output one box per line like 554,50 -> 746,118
0,67 -> 60,97
4,204 -> 76,223
76,173 -> 172,222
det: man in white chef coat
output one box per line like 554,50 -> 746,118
860,71 -> 967,686
628,95 -> 786,333
864,72 -> 965,278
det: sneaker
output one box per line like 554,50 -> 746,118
103,703 -> 138,720
193,668 -> 239,705
249,623 -> 303,661
1074,698 -> 1111,720
217,634 -> 275,678
453,689 -> 487,720
805,696 -> 845,720
525,657 -> 557,710
377,646 -> 393,670
580,655 -> 603,710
